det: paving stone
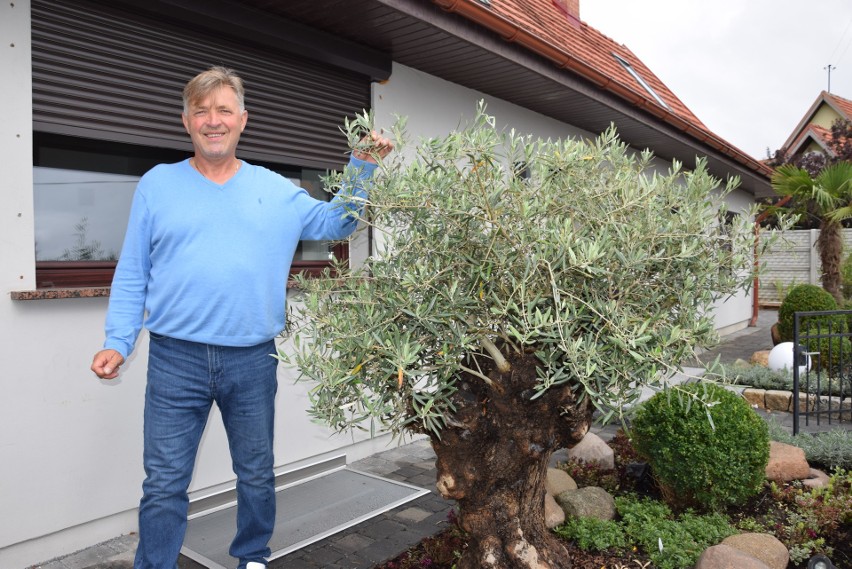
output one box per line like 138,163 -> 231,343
359,531 -> 422,564
393,506 -> 433,523
393,465 -> 425,479
408,472 -> 437,487
358,518 -> 407,540
332,532 -> 376,553
299,545 -> 347,567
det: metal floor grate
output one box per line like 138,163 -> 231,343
180,467 -> 429,568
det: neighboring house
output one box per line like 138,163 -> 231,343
778,90 -> 852,159
1,0 -> 774,566
758,90 -> 852,305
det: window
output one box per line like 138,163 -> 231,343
33,133 -> 346,288
612,54 -> 671,111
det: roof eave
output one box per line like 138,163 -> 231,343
432,0 -> 772,187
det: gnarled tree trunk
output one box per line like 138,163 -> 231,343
429,350 -> 592,569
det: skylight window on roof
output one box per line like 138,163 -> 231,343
613,53 -> 671,110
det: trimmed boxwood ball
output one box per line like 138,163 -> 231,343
777,284 -> 850,370
777,283 -> 839,341
630,382 -> 769,512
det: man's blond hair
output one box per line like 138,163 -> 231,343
183,66 -> 245,114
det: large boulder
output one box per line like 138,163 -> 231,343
545,467 -> 578,496
543,492 -> 565,529
765,441 -> 810,482
695,544 -> 771,569
554,486 -> 616,521
802,468 -> 830,490
751,350 -> 771,367
565,431 -> 614,470
721,533 -> 789,569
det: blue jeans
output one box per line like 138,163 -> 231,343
135,334 -> 278,569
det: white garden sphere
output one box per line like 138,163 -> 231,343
767,342 -> 810,374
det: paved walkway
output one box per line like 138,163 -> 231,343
682,308 -> 777,368
33,309 -> 836,569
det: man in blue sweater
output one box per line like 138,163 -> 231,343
91,66 -> 392,569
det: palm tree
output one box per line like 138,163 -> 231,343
771,161 -> 852,303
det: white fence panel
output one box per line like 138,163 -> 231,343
759,228 -> 852,305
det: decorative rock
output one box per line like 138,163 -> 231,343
555,486 -> 616,521
839,399 -> 852,421
695,544 -> 771,569
788,392 -> 816,413
565,431 -> 615,470
817,395 -> 852,420
545,467 -> 577,496
802,467 -> 830,490
770,323 -> 781,346
741,388 -> 766,409
544,492 -> 565,529
765,441 -> 810,482
764,390 -> 792,412
721,533 -> 789,569
750,350 -> 770,367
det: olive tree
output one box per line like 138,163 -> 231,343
279,105 -> 776,569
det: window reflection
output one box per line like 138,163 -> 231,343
34,137 -> 338,271
295,169 -> 334,261
33,167 -> 137,261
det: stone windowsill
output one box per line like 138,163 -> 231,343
11,287 -> 111,300
11,281 -> 303,301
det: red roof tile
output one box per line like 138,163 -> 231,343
484,0 -> 706,128
433,0 -> 771,177
781,91 -> 852,156
787,124 -> 832,155
826,92 -> 852,119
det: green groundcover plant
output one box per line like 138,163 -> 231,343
717,363 -> 849,396
554,495 -> 735,569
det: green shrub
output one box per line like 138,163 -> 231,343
630,382 -> 769,511
842,298 -> 852,332
777,284 -> 851,370
616,495 -> 736,569
778,284 -> 839,341
842,254 -> 852,299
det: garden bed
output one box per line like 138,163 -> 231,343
374,427 -> 851,569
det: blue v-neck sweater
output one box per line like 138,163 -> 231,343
104,156 -> 376,358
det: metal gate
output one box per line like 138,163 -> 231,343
792,310 -> 852,435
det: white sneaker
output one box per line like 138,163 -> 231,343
246,563 -> 266,569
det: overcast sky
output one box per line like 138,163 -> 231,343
582,0 -> 852,161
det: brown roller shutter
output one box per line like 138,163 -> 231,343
31,0 -> 372,170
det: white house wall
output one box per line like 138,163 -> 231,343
0,4 -> 380,565
712,187 -> 756,334
1,13 -> 754,566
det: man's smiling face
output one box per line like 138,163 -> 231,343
182,85 -> 248,163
